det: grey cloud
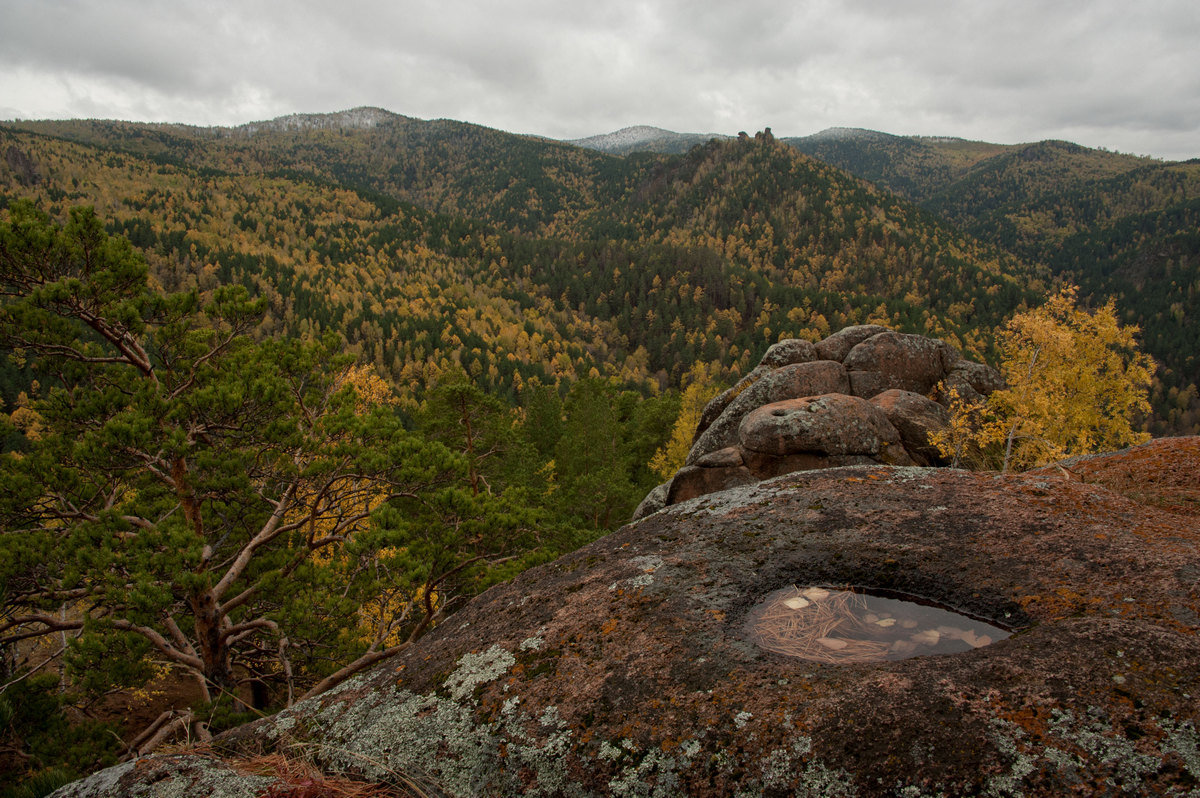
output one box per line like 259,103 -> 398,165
0,0 -> 1196,158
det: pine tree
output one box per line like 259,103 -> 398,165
0,203 -> 518,746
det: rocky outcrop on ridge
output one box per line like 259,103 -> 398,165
55,437 -> 1200,797
636,326 -> 1002,517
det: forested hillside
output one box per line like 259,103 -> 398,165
786,129 -> 1011,200
4,111 -> 1195,435
0,117 -> 1045,401
788,130 -> 1199,433
6,112 -> 634,237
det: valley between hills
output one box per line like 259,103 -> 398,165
3,109 -> 1196,433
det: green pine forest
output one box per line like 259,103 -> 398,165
1,109 -> 1197,792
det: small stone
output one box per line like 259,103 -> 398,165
783,597 -> 811,610
802,587 -> 831,601
875,618 -> 896,627
817,637 -> 849,650
970,635 -> 992,648
900,619 -> 918,629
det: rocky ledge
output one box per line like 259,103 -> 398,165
636,325 -> 1003,518
56,438 -> 1200,797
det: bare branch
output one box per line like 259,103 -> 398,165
110,619 -> 204,672
0,643 -> 67,694
221,617 -> 279,646
210,482 -> 297,602
297,641 -> 413,702
0,612 -> 83,642
163,614 -> 198,659
123,709 -> 194,759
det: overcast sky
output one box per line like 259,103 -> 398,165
2,0 -> 1197,160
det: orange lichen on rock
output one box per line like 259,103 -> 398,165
1031,437 -> 1200,517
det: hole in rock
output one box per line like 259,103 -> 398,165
745,585 -> 1010,663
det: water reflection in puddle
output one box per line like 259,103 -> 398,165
746,586 -> 1010,663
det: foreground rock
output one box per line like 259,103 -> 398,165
56,438 -> 1200,797
647,326 -> 1002,515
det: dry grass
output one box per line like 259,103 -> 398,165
232,752 -> 419,798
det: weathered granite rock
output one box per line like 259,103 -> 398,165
693,366 -> 771,441
669,448 -> 758,504
663,326 -> 1002,509
844,330 -> 962,399
686,361 -> 850,464
813,324 -> 891,362
940,359 -> 1006,405
694,445 -> 746,468
759,338 -> 819,368
869,389 -> 953,466
739,394 -> 901,457
51,756 -> 274,798
667,462 -> 757,505
632,481 -> 671,520
741,450 -> 880,479
59,439 -> 1200,797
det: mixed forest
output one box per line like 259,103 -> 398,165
0,108 -> 1196,794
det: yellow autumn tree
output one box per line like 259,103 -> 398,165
650,362 -> 725,481
937,286 -> 1154,472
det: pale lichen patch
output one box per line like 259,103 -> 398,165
445,645 -> 517,702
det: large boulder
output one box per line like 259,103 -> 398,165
939,359 -> 1007,404
57,439 -> 1200,796
667,448 -> 758,504
758,337 -> 819,368
869,389 -> 953,466
660,327 -> 1003,510
685,361 -> 850,464
843,330 -> 962,399
812,324 -> 891,362
693,365 -> 771,441
738,394 -> 902,458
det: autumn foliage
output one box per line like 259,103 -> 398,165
934,286 -> 1153,471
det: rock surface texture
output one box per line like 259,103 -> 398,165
55,437 -> 1200,797
645,326 -> 1001,516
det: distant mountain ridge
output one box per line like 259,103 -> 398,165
232,106 -> 403,135
567,125 -> 730,156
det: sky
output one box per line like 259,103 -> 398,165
2,0 -> 1198,160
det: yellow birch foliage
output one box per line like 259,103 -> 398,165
939,286 -> 1154,472
928,385 -> 991,470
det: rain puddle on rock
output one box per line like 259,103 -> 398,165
746,586 -> 1010,663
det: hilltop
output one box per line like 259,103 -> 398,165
568,125 -> 730,156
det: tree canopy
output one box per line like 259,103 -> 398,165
936,286 -> 1154,472
0,201 -> 525,752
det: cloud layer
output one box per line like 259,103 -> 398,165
2,0 -> 1197,159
